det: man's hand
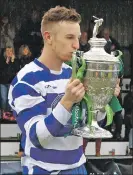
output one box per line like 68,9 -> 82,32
114,79 -> 121,97
60,79 -> 85,111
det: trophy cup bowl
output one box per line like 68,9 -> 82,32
72,37 -> 121,139
84,59 -> 119,111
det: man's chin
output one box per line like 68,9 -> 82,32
61,56 -> 72,62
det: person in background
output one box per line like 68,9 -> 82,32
112,94 -> 123,140
123,81 -> 133,140
103,27 -> 121,54
83,99 -> 121,156
17,134 -> 24,158
129,44 -> 133,81
19,10 -> 43,58
79,31 -> 90,52
18,44 -> 34,69
129,107 -> 133,156
94,87 -> 121,156
0,51 -> 2,118
103,27 -> 123,140
0,16 -> 15,55
0,47 -> 20,120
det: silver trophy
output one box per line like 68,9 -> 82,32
72,17 -> 121,138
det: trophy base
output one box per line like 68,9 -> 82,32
72,121 -> 113,139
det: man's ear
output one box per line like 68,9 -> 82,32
43,31 -> 52,44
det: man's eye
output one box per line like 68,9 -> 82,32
67,36 -> 73,39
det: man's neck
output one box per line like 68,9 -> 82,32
38,46 -> 63,71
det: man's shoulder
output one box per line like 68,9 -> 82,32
11,61 -> 43,86
12,61 -> 71,88
18,61 -> 43,78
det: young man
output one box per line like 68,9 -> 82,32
8,6 -> 87,174
8,6 -> 120,174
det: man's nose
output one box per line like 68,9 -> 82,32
72,40 -> 79,50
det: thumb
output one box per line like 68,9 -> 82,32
117,78 -> 120,85
69,77 -> 75,83
68,77 -> 73,84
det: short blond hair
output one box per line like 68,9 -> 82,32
41,6 -> 81,38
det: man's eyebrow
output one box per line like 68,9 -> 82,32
65,34 -> 75,36
65,34 -> 81,38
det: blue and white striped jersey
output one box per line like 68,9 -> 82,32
8,58 -> 86,172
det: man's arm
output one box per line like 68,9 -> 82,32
9,82 -> 71,148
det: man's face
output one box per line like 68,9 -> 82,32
49,21 -> 81,62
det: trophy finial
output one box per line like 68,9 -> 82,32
92,16 -> 103,38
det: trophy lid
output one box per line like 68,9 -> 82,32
83,17 -> 120,63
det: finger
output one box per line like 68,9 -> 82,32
114,92 -> 119,97
114,89 -> 120,96
84,85 -> 88,91
69,76 -> 77,82
68,78 -> 73,83
115,86 -> 120,92
114,89 -> 120,94
71,84 -> 84,94
76,91 -> 85,101
70,79 -> 82,87
75,87 -> 85,96
116,85 -> 121,91
116,84 -> 120,89
68,78 -> 80,85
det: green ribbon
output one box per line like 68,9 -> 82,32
70,53 -> 84,128
105,104 -> 114,126
70,53 -> 93,127
109,96 -> 122,113
72,103 -> 81,128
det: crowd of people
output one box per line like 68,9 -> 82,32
0,45 -> 34,120
0,10 -> 43,120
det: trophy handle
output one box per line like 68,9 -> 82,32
114,50 -> 124,78
115,50 -> 123,59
